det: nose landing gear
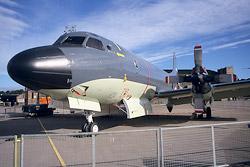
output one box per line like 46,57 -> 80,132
82,111 -> 99,133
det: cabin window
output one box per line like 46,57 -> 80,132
86,37 -> 105,51
62,36 -> 85,45
107,44 -> 112,51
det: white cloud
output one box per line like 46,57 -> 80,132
0,4 -> 28,41
144,46 -> 192,63
0,0 -> 18,6
1,0 -> 250,77
146,53 -> 173,62
0,2 -> 29,75
75,0 -> 250,50
0,14 -> 28,40
0,6 -> 17,15
211,39 -> 250,50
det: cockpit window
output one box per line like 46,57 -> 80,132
86,37 -> 105,51
62,36 -> 86,45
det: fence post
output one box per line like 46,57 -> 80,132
92,134 -> 96,167
160,128 -> 164,167
211,126 -> 216,167
20,135 -> 24,167
156,129 -> 160,167
13,135 -> 17,167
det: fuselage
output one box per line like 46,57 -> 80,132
8,32 -> 171,104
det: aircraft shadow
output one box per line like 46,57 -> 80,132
0,113 -> 237,137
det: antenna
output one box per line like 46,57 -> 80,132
72,25 -> 77,32
64,25 -> 77,33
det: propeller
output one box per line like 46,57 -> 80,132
191,46 -> 212,94
191,46 -> 212,116
165,45 -> 235,118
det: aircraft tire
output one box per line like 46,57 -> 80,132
206,107 -> 211,119
89,122 -> 99,133
82,123 -> 90,132
198,114 -> 203,119
190,113 -> 197,120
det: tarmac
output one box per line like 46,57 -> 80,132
0,100 -> 250,167
0,100 -> 250,136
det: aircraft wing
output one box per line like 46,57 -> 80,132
212,80 -> 250,100
155,87 -> 192,105
155,80 -> 250,105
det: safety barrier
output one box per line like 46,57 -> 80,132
214,99 -> 250,108
1,121 -> 250,167
0,135 -> 18,167
160,121 -> 250,166
0,106 -> 19,120
20,129 -> 159,167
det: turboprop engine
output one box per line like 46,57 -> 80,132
165,45 -> 237,119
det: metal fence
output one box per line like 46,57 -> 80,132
1,121 -> 250,167
0,106 -> 19,120
213,99 -> 250,108
20,129 -> 159,167
161,122 -> 250,167
0,135 -> 17,167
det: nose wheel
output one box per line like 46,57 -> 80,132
82,111 -> 99,133
82,122 -> 99,133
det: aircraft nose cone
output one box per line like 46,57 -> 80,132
7,46 -> 72,90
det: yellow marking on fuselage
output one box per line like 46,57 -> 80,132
114,42 -> 121,51
38,118 -> 66,167
117,52 -> 125,57
123,74 -> 127,82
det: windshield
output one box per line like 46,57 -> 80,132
86,37 -> 105,51
53,36 -> 86,46
62,36 -> 86,45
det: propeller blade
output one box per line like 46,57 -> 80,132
194,94 -> 204,114
194,46 -> 202,71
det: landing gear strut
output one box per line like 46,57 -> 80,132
82,111 -> 99,133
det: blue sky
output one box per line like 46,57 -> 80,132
0,0 -> 250,91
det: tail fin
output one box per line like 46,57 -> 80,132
169,52 -> 178,76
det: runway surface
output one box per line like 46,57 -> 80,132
0,100 -> 250,136
0,100 -> 250,167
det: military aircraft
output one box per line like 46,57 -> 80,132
7,31 -> 250,132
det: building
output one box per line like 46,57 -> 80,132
17,91 -> 50,105
217,66 -> 234,74
0,94 -> 18,106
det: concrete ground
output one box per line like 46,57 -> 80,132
0,100 -> 250,167
0,100 -> 250,136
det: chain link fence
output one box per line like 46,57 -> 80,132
161,122 -> 250,166
21,129 -> 159,167
0,135 -> 17,167
1,121 -> 250,167
213,98 -> 250,108
161,126 -> 214,166
0,106 -> 20,120
214,123 -> 250,166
